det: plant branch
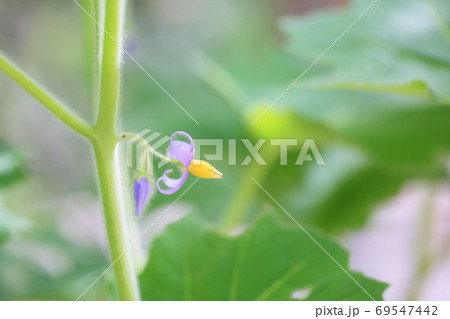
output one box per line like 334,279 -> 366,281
0,53 -> 94,139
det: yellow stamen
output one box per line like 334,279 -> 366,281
188,159 -> 223,179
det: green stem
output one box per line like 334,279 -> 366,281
92,0 -> 140,300
219,150 -> 277,233
121,132 -> 179,164
81,0 -> 102,110
92,140 -> 140,300
426,0 -> 450,46
95,0 -> 124,134
0,53 -> 94,139
406,184 -> 435,301
218,164 -> 267,232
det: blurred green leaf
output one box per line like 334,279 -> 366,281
338,104 -> 450,170
311,80 -> 434,100
306,165 -> 405,232
264,147 -> 400,232
247,104 -> 337,142
282,0 -> 450,100
249,101 -> 450,233
139,215 -> 387,300
0,142 -> 27,189
0,218 -> 110,300
248,1 -> 450,230
261,102 -> 450,232
0,200 -> 28,244
0,143 -> 28,244
267,147 -> 407,233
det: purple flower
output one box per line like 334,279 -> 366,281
156,131 -> 194,195
134,176 -> 151,217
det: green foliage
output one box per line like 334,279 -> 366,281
0,143 -> 26,190
314,80 -> 434,100
0,221 -> 110,300
0,201 -> 28,245
339,105 -> 450,170
1,0 -> 450,301
282,0 -> 450,101
124,0 -> 450,237
0,143 -> 28,244
247,0 -> 450,233
265,146 -> 405,233
139,215 -> 387,300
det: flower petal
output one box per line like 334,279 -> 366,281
134,176 -> 151,217
156,131 -> 194,195
156,169 -> 188,195
168,131 -> 194,168
188,159 -> 223,179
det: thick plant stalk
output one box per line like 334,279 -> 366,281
93,141 -> 140,300
92,0 -> 141,300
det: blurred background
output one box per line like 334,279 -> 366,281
0,0 -> 450,300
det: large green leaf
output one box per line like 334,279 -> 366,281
264,146 -> 405,233
139,215 -> 387,300
248,102 -> 450,233
282,0 -> 450,101
338,104 -> 450,170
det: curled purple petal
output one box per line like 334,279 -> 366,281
168,147 -> 193,168
157,131 -> 194,195
134,176 -> 151,217
168,131 -> 194,168
156,169 -> 188,195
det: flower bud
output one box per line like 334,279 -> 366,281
134,176 -> 151,217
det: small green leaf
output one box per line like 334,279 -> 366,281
139,215 -> 387,300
